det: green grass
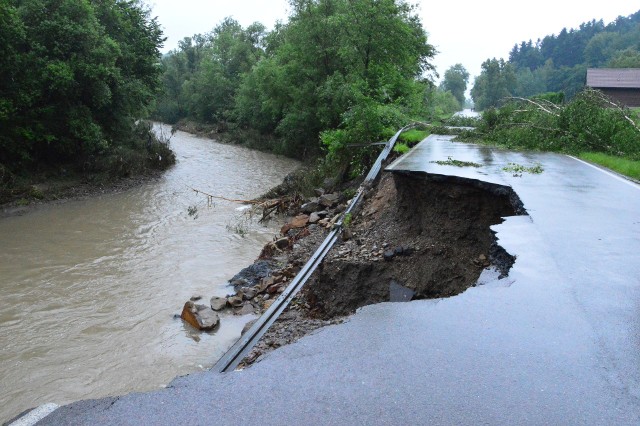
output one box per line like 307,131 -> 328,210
343,212 -> 352,228
393,142 -> 410,154
579,152 -> 640,180
399,129 -> 429,145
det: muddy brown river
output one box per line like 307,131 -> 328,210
0,125 -> 299,422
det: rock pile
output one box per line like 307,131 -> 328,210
179,264 -> 301,331
178,190 -> 350,332
182,170 -> 521,366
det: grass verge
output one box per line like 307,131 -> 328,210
578,152 -> 640,181
398,129 -> 429,145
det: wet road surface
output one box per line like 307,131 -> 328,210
35,136 -> 640,425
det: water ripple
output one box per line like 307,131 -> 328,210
0,126 -> 299,421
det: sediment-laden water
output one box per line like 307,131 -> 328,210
0,125 -> 299,421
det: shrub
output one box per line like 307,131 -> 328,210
393,142 -> 410,154
532,92 -> 565,105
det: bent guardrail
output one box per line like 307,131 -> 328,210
213,124 -> 420,373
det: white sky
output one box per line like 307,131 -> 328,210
149,0 -> 639,84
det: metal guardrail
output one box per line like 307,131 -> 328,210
213,125 -> 416,373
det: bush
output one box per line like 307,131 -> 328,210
320,101 -> 412,180
398,129 -> 429,145
393,142 -> 410,154
532,92 -> 565,105
86,122 -> 176,177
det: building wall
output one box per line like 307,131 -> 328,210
597,88 -> 640,107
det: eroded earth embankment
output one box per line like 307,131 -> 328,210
305,172 -> 524,316
238,170 -> 526,365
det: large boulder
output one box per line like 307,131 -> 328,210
242,287 -> 257,300
227,295 -> 244,307
281,214 -> 309,235
229,259 -> 278,289
181,301 -> 220,331
235,303 -> 255,316
210,296 -> 227,311
308,212 -> 321,224
300,200 -> 320,214
319,193 -> 339,208
274,237 -> 290,249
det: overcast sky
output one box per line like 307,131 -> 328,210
149,0 -> 638,84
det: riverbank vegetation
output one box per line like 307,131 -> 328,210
0,0 -> 175,204
153,0 -> 466,183
471,10 -> 640,109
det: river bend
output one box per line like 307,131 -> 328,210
0,125 -> 299,421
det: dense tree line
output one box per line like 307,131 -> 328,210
154,0 -> 441,159
472,10 -> 640,110
0,0 -> 171,182
155,18 -> 266,128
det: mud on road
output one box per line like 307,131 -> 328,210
239,170 -> 526,366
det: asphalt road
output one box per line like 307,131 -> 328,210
34,136 -> 640,425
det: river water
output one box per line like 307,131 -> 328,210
0,126 -> 299,422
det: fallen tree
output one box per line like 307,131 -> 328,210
470,89 -> 640,160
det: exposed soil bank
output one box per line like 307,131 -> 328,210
1,123 -> 176,216
236,169 -> 526,366
170,120 -> 223,140
306,172 -> 522,317
0,172 -> 164,218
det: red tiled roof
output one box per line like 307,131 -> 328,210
586,68 -> 640,89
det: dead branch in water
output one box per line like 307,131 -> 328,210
186,183 -> 300,223
186,184 -> 262,205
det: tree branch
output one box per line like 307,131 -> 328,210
506,97 -> 560,116
587,89 -> 640,133
186,184 -> 262,205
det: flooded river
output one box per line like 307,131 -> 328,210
0,126 -> 299,421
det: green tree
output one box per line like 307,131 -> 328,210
471,58 -> 516,110
514,68 -> 547,98
155,18 -> 266,126
427,87 -> 461,118
608,48 -> 640,68
154,0 -> 436,164
503,11 -> 640,100
91,0 -> 165,137
1,0 -> 165,172
509,40 -> 544,70
440,63 -> 469,108
234,0 -> 435,158
0,2 -> 26,164
584,32 -> 617,67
